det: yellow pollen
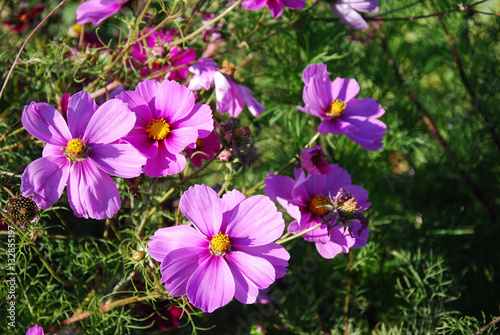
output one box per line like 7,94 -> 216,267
146,119 -> 171,141
220,60 -> 236,76
210,232 -> 231,255
310,195 -> 329,216
65,139 -> 86,160
328,99 -> 346,118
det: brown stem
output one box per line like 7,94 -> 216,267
429,0 -> 500,151
475,315 -> 500,334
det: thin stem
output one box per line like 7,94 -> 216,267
475,315 -> 500,334
0,0 -> 68,102
344,252 -> 353,334
2,186 -> 15,198
169,0 -> 243,48
275,221 -> 324,245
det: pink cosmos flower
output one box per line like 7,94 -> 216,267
185,130 -> 221,168
148,184 -> 290,313
26,325 -> 45,335
299,145 -> 333,175
242,0 -> 306,19
297,63 -> 386,151
21,92 -> 145,220
188,58 -> 265,118
130,27 -> 196,80
264,165 -> 370,259
330,0 -> 379,31
116,79 -> 214,177
76,0 -> 128,26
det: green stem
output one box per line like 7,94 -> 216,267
275,221 -> 324,245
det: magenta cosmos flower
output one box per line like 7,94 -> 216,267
299,145 -> 333,175
242,0 -> 306,19
21,92 -> 145,220
76,0 -> 128,25
26,325 -> 45,335
188,58 -> 265,118
330,0 -> 379,31
148,184 -> 290,313
116,79 -> 213,177
185,130 -> 221,168
130,27 -> 196,80
297,63 -> 386,151
264,165 -> 370,259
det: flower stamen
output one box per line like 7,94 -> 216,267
310,195 -> 329,216
65,138 -> 87,161
337,197 -> 360,221
210,232 -> 231,255
328,99 -> 346,118
146,118 -> 171,141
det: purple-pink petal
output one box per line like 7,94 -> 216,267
67,161 -> 121,219
26,325 -> 45,335
267,0 -> 284,18
143,144 -> 187,177
88,143 -> 145,178
263,173 -> 295,203
21,156 -> 70,209
179,184 -> 223,237
282,0 -> 306,10
234,244 -> 290,279
188,58 -> 218,91
172,103 -> 214,139
302,63 -> 329,84
226,251 -> 275,289
227,261 -> 260,304
331,3 -> 369,31
242,0 -> 268,10
223,195 -> 285,246
22,102 -> 71,146
163,127 -> 199,155
330,77 -> 360,103
186,255 -> 235,313
221,189 -> 246,212
155,80 -> 195,122
148,225 -> 208,262
318,117 -> 357,135
67,91 -> 97,139
76,0 -> 128,25
160,246 -> 207,297
82,99 -> 135,145
343,98 -> 385,118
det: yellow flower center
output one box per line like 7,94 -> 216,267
210,232 -> 231,255
338,198 -> 360,221
146,118 -> 171,141
328,99 -> 346,118
65,138 -> 86,161
309,195 -> 329,216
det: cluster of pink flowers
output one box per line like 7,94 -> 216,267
16,0 -> 389,321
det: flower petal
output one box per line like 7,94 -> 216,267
148,225 -> 208,262
143,143 -> 187,177
21,156 -> 70,209
225,251 -> 275,289
331,77 -> 360,103
234,243 -> 290,279
344,98 -> 385,118
186,255 -> 235,313
179,184 -> 223,237
267,0 -> 284,18
221,189 -> 246,213
88,143 -> 145,178
67,91 -> 97,139
226,260 -> 260,304
163,127 -> 199,154
264,173 -> 295,203
21,102 -> 71,146
242,0 -> 267,10
171,103 -> 214,139
302,63 -> 329,84
83,99 -> 136,145
155,80 -> 195,123
161,246 -> 207,297
67,161 -> 120,219
224,195 -> 285,246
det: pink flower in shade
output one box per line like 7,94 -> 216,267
185,130 -> 221,168
297,63 -> 386,151
264,165 -> 370,259
76,0 -> 129,26
188,58 -> 265,118
299,145 -> 333,175
116,79 -> 214,177
20,92 -> 145,220
242,0 -> 306,19
330,0 -> 379,31
130,27 -> 196,80
148,184 -> 290,313
2,4 -> 44,32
